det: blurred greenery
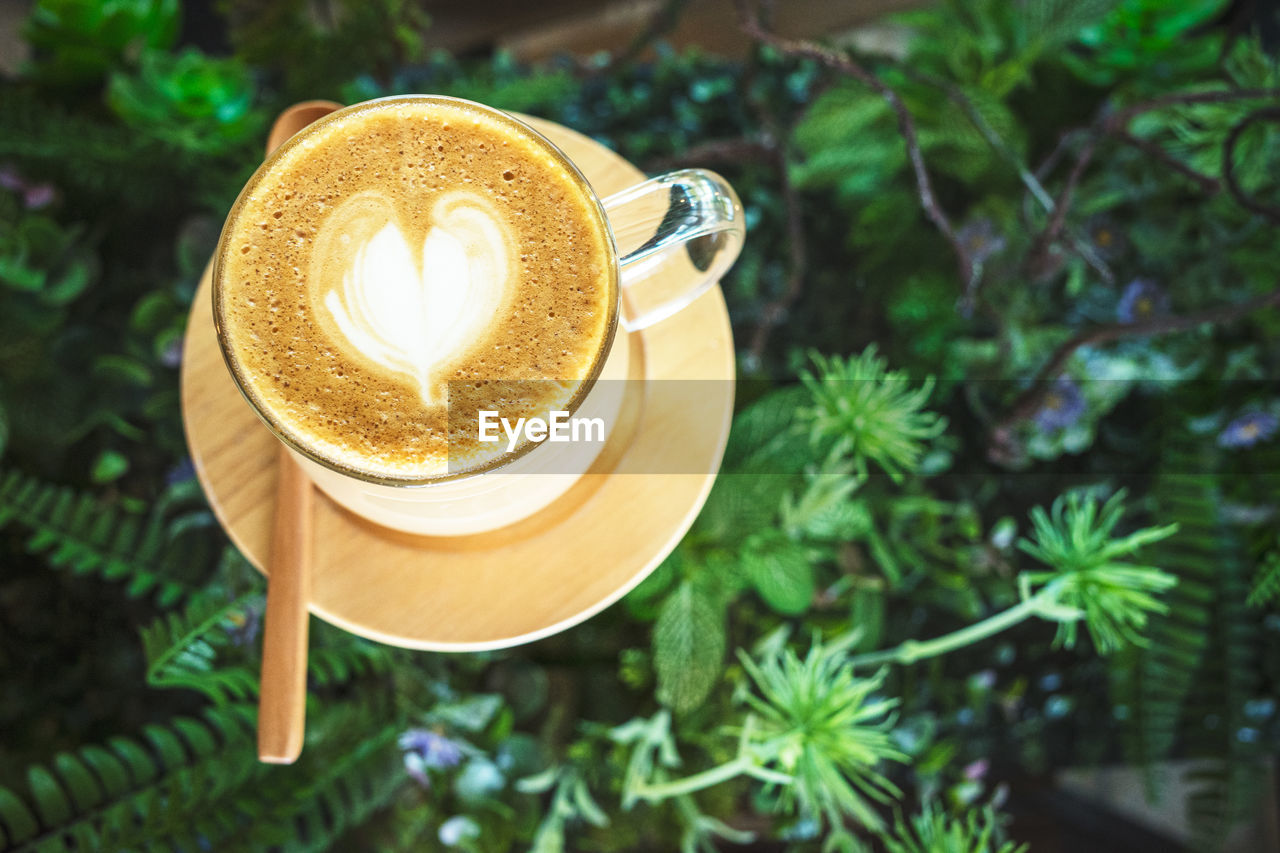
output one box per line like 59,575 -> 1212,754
2,0 -> 1279,850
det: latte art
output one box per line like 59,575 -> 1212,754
314,191 -> 514,404
215,97 -> 616,481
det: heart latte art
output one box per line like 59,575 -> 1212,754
216,97 -> 615,480
313,191 -> 514,404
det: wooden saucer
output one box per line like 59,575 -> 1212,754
181,114 -> 735,651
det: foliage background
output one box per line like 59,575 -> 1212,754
1,0 -> 1280,850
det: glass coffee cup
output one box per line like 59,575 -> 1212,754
213,95 -> 743,535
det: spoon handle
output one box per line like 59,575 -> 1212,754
252,100 -> 340,765
257,449 -> 314,763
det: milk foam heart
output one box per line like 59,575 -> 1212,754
313,190 -> 513,403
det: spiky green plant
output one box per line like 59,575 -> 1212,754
626,633 -> 906,833
738,635 -> 906,831
798,347 -> 946,482
850,490 -> 1179,669
1018,490 -> 1179,653
883,800 -> 1028,853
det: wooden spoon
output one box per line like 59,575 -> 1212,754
256,101 -> 341,764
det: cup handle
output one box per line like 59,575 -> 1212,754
601,169 -> 745,331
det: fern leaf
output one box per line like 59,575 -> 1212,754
1247,549 -> 1280,608
1183,530 -> 1261,852
0,705 -> 259,852
308,641 -> 394,688
1110,437 -> 1264,847
0,468 -> 202,605
141,581 -> 262,704
1108,453 -> 1217,788
218,703 -> 404,852
1,692 -> 407,851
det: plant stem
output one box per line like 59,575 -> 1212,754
630,756 -> 756,801
849,586 -> 1058,668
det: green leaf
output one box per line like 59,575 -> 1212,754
144,723 -> 188,769
107,736 -> 157,785
1247,549 -> 1280,608
52,752 -> 102,811
79,746 -> 130,796
722,386 -> 809,469
654,582 -> 725,713
42,260 -> 91,305
850,587 -> 886,652
430,694 -> 503,733
792,82 -> 900,196
0,787 -> 39,844
93,354 -> 153,387
91,449 -> 129,484
1023,0 -> 1123,48
27,764 -> 72,826
742,530 -> 815,616
571,776 -> 609,828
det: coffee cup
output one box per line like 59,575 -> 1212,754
213,95 -> 743,535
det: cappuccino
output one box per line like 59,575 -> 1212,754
216,97 -> 616,481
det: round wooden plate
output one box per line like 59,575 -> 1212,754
181,113 -> 735,651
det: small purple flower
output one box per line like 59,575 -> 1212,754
161,336 -> 184,368
963,758 -> 990,780
0,165 -> 56,209
399,728 -> 464,787
957,217 -> 1007,266
1116,278 -> 1169,324
1033,378 -> 1086,431
0,165 -> 24,192
22,183 -> 55,210
971,669 -> 997,690
1218,412 -> 1278,449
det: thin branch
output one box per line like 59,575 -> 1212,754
1031,88 -> 1280,253
1222,106 -> 1280,224
1109,87 -> 1280,125
1035,128 -> 1084,184
992,286 -> 1280,432
732,0 -> 974,291
907,68 -> 1114,284
1111,128 -> 1221,194
904,67 -> 1055,212
1032,132 -> 1099,261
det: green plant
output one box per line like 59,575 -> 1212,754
107,48 -> 261,154
4,0 -> 1280,849
799,347 -> 947,482
1018,490 -> 1178,653
22,0 -> 180,85
883,799 -> 1027,853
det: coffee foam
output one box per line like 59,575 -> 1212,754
217,98 -> 614,480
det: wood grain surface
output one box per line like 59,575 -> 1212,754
181,112 -> 736,651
